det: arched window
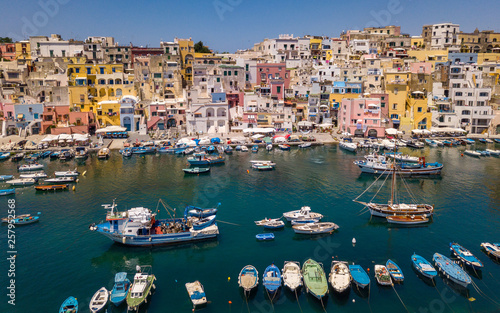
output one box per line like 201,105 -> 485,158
116,88 -> 122,96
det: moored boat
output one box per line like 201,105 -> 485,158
278,144 -> 291,151
7,178 -> 37,186
54,168 -> 80,177
35,184 -> 69,191
464,150 -> 481,157
183,167 -> 210,174
1,214 -> 40,225
290,217 -> 322,225
433,253 -> 471,287
89,287 -> 108,313
0,189 -> 15,196
374,265 -> 393,286
266,144 -> 273,151
329,261 -> 351,294
485,149 -> 500,156
339,140 -> 357,152
283,206 -> 323,221
302,259 -> 328,300
238,265 -> 259,294
386,259 -> 404,283
411,253 -> 437,279
282,261 -> 303,292
19,172 -> 47,179
45,177 -> 75,183
0,152 -> 11,160
187,153 -> 210,165
349,265 -> 370,289
0,174 -> 13,181
450,242 -> 484,269
386,214 -> 429,225
11,153 -> 25,162
251,145 -> 259,153
18,162 -> 44,171
110,272 -> 131,306
241,145 -> 249,152
299,142 -> 312,148
292,222 -> 339,234
126,266 -> 156,311
59,296 -> 78,313
74,147 -> 88,160
480,243 -> 500,261
97,148 -> 110,159
256,233 -> 274,241
262,264 -> 281,298
255,218 -> 284,229
186,204 -> 219,218
185,280 -> 207,307
191,215 -> 217,230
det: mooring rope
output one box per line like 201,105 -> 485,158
294,289 -> 303,313
432,280 -> 456,313
391,284 -> 410,312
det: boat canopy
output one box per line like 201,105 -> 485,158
385,128 -> 397,135
96,126 -> 127,133
243,128 -> 275,134
115,272 -> 128,282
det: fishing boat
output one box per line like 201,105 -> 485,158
450,242 -> 484,269
262,264 -> 281,298
241,145 -> 249,152
434,140 -> 444,146
11,153 -> 25,162
18,162 -> 44,171
406,140 -> 425,149
97,148 -> 110,159
186,281 -> 207,307
262,220 -> 285,229
433,253 -> 471,287
45,177 -> 75,183
424,138 -> 438,147
485,138 -> 494,143
1,214 -> 40,225
476,150 -> 490,156
354,155 -> 443,175
0,189 -> 15,196
256,233 -> 274,241
0,152 -> 11,160
7,178 -> 37,186
463,138 -> 475,144
20,172 -> 47,179
206,145 -> 216,153
339,140 -> 357,152
238,265 -> 259,294
386,215 -> 429,225
186,204 -> 219,218
0,174 -> 13,181
59,149 -> 74,161
282,261 -> 302,292
110,272 -> 131,306
464,150 -> 481,157
35,184 -> 69,191
251,145 -> 259,153
278,144 -> 291,151
411,254 -> 437,279
385,152 -> 420,163
55,169 -> 80,177
207,155 -> 225,165
375,265 -> 393,286
349,265 -> 370,289
255,218 -> 282,226
480,243 -> 500,261
283,206 -> 323,221
121,147 -> 133,157
191,215 -> 217,230
290,217 -> 322,225
90,200 -> 219,246
251,160 -> 276,171
59,296 -> 78,313
266,144 -> 273,151
329,261 -> 351,294
132,146 -> 156,154
187,153 -> 210,166
386,260 -> 404,283
494,139 -> 500,144
74,147 -> 88,160
183,167 -> 210,174
299,142 -> 312,148
292,222 -> 339,234
224,146 -> 233,154
126,266 -> 156,311
41,151 -> 52,158
50,151 -> 60,160
302,259 -> 328,300
89,287 -> 108,313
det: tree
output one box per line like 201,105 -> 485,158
194,41 -> 211,53
0,37 -> 13,43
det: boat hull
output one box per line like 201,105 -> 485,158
368,203 -> 433,218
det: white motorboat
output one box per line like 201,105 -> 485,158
374,265 -> 393,286
283,206 -> 323,221
433,140 -> 444,147
18,163 -> 44,171
98,147 -> 110,159
464,150 -> 481,157
54,168 -> 80,177
282,261 -> 303,292
292,222 -> 339,234
329,261 -> 351,294
299,142 -> 312,148
485,149 -> 500,156
385,153 -> 420,163
339,141 -> 357,152
7,178 -> 36,186
266,144 -> 273,151
19,172 -> 47,179
89,287 -> 109,313
45,177 -> 75,183
241,146 -> 249,152
185,280 -> 207,307
381,139 -> 395,150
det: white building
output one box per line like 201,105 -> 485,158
430,23 -> 459,50
37,34 -> 84,58
350,39 -> 370,54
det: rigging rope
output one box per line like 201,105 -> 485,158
353,168 -> 389,202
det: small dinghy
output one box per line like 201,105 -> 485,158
278,144 -> 291,151
485,149 -> 500,156
35,184 -> 69,191
480,243 -> 500,261
290,217 -> 321,225
45,177 -> 75,183
7,178 -> 36,186
186,204 -> 219,218
110,272 -> 131,306
266,144 -> 273,151
20,172 -> 47,179
126,265 -> 156,311
433,253 -> 471,287
292,222 -> 339,234
283,206 -> 323,221
185,280 -> 207,307
255,218 -> 281,226
349,264 -> 370,288
251,145 -> 259,153
183,167 -> 210,174
89,287 -> 108,313
97,148 -> 110,159
241,146 -> 249,152
262,264 -> 281,297
54,169 -> 80,177
411,253 -> 437,279
302,259 -> 328,299
386,215 -> 429,225
464,150 -> 481,157
450,242 -> 484,269
0,152 -> 11,160
255,218 -> 284,229
0,189 -> 15,196
59,296 -> 78,313
299,142 -> 312,148
386,259 -> 404,283
11,153 -> 25,162
238,265 -> 259,294
329,261 -> 351,294
374,265 -> 393,286
0,174 -> 13,181
256,233 -> 274,241
1,213 -> 39,225
191,215 -> 216,230
282,261 -> 303,292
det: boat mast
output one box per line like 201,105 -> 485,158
389,147 -> 397,205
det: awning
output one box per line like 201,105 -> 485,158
17,114 -> 24,119
385,128 -> 398,135
392,120 -> 400,124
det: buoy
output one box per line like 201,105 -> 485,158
352,299 -> 355,303
461,154 -> 463,157
228,301 -> 232,304
352,238 -> 356,245
72,186 -> 75,191
228,277 -> 230,282
367,268 -> 370,272
247,170 -> 249,173
82,170 -> 87,176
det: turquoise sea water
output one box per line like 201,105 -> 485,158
1,144 -> 500,313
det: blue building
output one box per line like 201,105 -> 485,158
448,53 -> 478,64
14,103 -> 44,134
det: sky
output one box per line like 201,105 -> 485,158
2,0 -> 500,52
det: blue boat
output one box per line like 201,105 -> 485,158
59,296 -> 78,313
206,145 -> 216,153
348,265 -> 370,288
463,138 -> 475,144
207,155 -> 225,165
0,175 -> 13,181
386,259 -> 404,283
256,233 -> 275,241
192,215 -> 217,230
224,145 -> 233,154
110,272 -> 131,306
442,140 -> 453,146
238,265 -> 259,294
411,254 -> 437,279
121,147 -> 132,157
494,139 -> 500,144
132,146 -> 156,154
478,138 -> 487,143
40,151 -> 52,159
450,242 -> 484,269
0,152 -> 10,160
0,189 -> 15,196
187,153 -> 210,165
476,150 -> 490,156
50,151 -> 60,159
252,145 -> 259,153
186,203 -> 220,218
433,253 -> 471,288
235,145 -> 242,151
262,264 -> 281,296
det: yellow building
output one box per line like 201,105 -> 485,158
175,38 -> 194,84
411,37 -> 424,48
15,41 -> 31,65
384,70 -> 409,130
309,38 -> 322,60
194,52 -> 221,65
68,63 -> 136,127
406,95 -> 432,130
407,50 -> 448,70
477,53 -> 500,64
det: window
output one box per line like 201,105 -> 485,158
62,50 -> 66,57
381,102 -> 385,107
75,67 -> 80,73
391,114 -> 399,119
277,86 -> 281,93
216,77 -> 220,83
224,71 -> 227,76
479,92 -> 488,97
87,67 -> 91,74
50,50 -> 54,57
455,92 -> 462,96
100,68 -> 104,74
112,67 -> 116,73
417,107 -> 422,112
80,95 -> 84,102
392,103 -> 397,110
234,71 -> 238,76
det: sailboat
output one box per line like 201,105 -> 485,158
353,151 -> 434,218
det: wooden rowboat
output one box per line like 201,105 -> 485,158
35,184 -> 69,191
386,215 -> 429,225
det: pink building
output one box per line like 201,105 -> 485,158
147,102 -> 185,130
257,63 -> 290,100
0,43 -> 16,61
338,98 -> 385,137
410,62 -> 432,74
227,92 -> 244,108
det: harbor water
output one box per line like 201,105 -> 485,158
1,144 -> 500,313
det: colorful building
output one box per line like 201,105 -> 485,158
338,98 -> 385,137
